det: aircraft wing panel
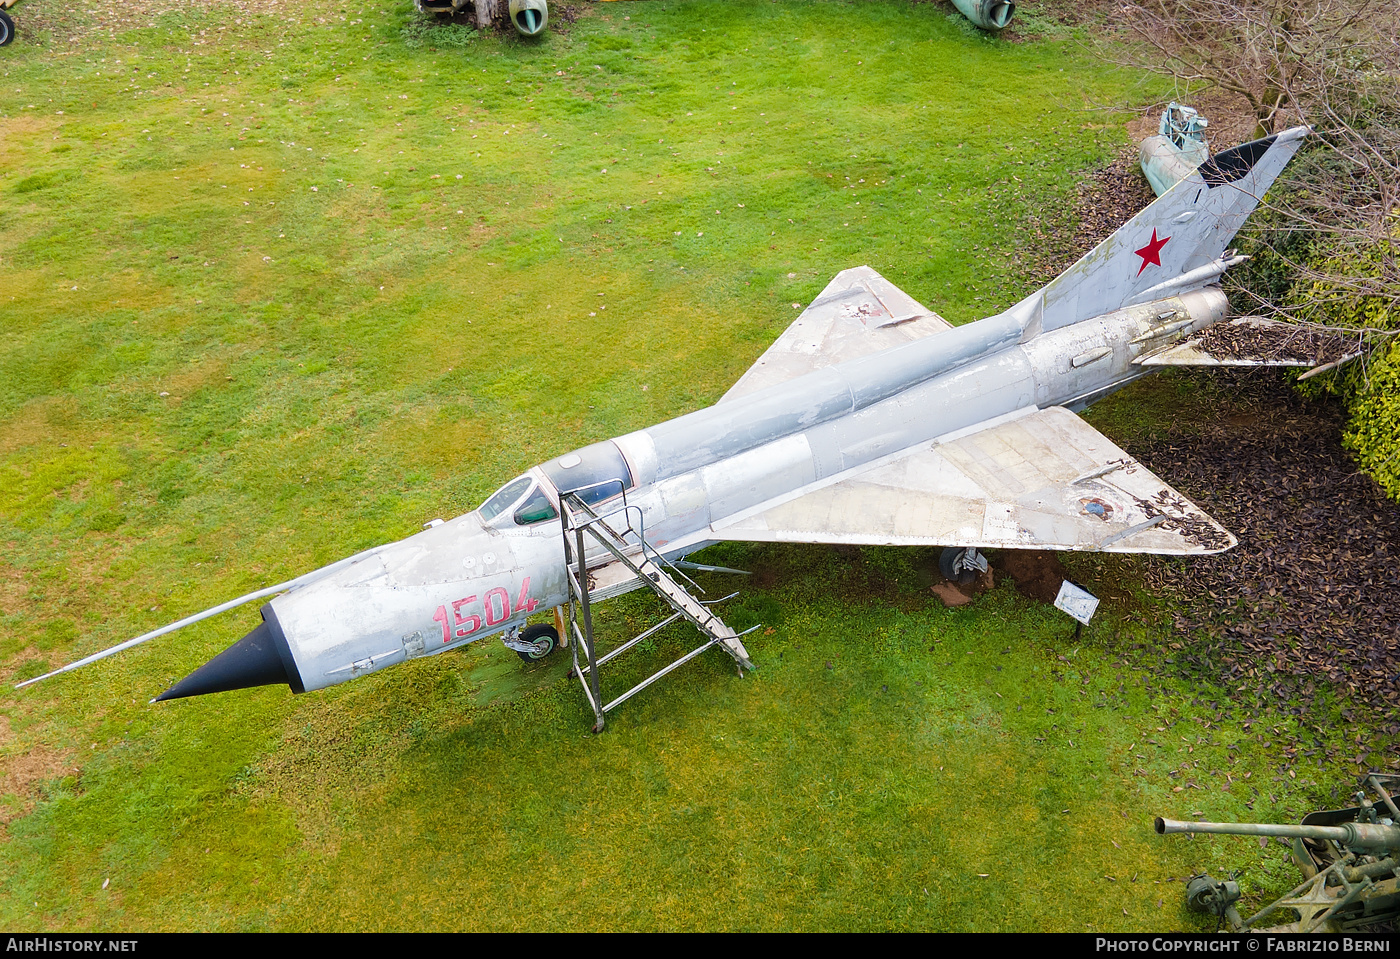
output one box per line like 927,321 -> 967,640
709,406 -> 1236,555
720,266 -> 953,402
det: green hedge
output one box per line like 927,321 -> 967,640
1278,228 -> 1400,500
1342,340 -> 1400,498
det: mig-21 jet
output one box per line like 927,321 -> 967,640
23,126 -> 1351,730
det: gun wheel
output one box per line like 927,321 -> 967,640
515,623 -> 559,663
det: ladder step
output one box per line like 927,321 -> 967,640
579,611 -> 684,673
602,635 -> 724,714
584,560 -> 644,602
631,557 -> 752,669
560,492 -> 754,731
572,506 -> 751,668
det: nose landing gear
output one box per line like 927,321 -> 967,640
502,623 -> 559,663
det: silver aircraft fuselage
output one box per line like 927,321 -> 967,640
20,126 -> 1310,704
268,287 -> 1225,693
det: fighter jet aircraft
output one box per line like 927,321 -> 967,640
22,127 -> 1335,728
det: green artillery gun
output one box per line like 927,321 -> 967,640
1156,773 -> 1400,933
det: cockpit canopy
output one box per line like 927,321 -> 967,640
476,441 -> 633,529
541,440 -> 634,507
478,475 -> 558,527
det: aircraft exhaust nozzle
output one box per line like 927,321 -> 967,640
988,2 -> 1014,29
951,0 -> 1015,30
508,0 -> 547,37
154,608 -> 305,702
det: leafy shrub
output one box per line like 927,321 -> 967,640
1281,228 -> 1400,499
1342,340 -> 1400,498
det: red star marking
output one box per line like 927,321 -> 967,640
1134,228 -> 1170,277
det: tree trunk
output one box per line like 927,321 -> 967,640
475,0 -> 498,30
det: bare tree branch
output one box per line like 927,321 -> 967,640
1096,0 -> 1400,334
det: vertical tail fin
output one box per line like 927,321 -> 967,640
1021,126 -> 1309,334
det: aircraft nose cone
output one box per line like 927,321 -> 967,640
154,610 -> 302,702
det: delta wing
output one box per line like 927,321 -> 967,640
709,406 -> 1235,555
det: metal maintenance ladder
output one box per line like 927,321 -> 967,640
558,489 -> 755,732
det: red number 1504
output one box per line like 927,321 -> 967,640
432,578 -> 539,644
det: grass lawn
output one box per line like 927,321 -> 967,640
0,0 -> 1370,931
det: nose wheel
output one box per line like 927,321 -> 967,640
503,623 -> 559,663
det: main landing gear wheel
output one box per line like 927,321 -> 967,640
515,623 -> 559,663
939,547 -> 985,586
0,11 -> 14,47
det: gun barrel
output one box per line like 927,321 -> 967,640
1155,818 -> 1400,853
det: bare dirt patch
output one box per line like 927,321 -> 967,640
0,715 -> 79,835
994,550 -> 1068,605
929,581 -> 973,607
929,564 -> 994,607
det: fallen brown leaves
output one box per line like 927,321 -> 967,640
1135,371 -> 1400,735
1019,147 -> 1159,285
1193,321 -> 1362,366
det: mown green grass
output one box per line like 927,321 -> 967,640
0,0 -> 1362,931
